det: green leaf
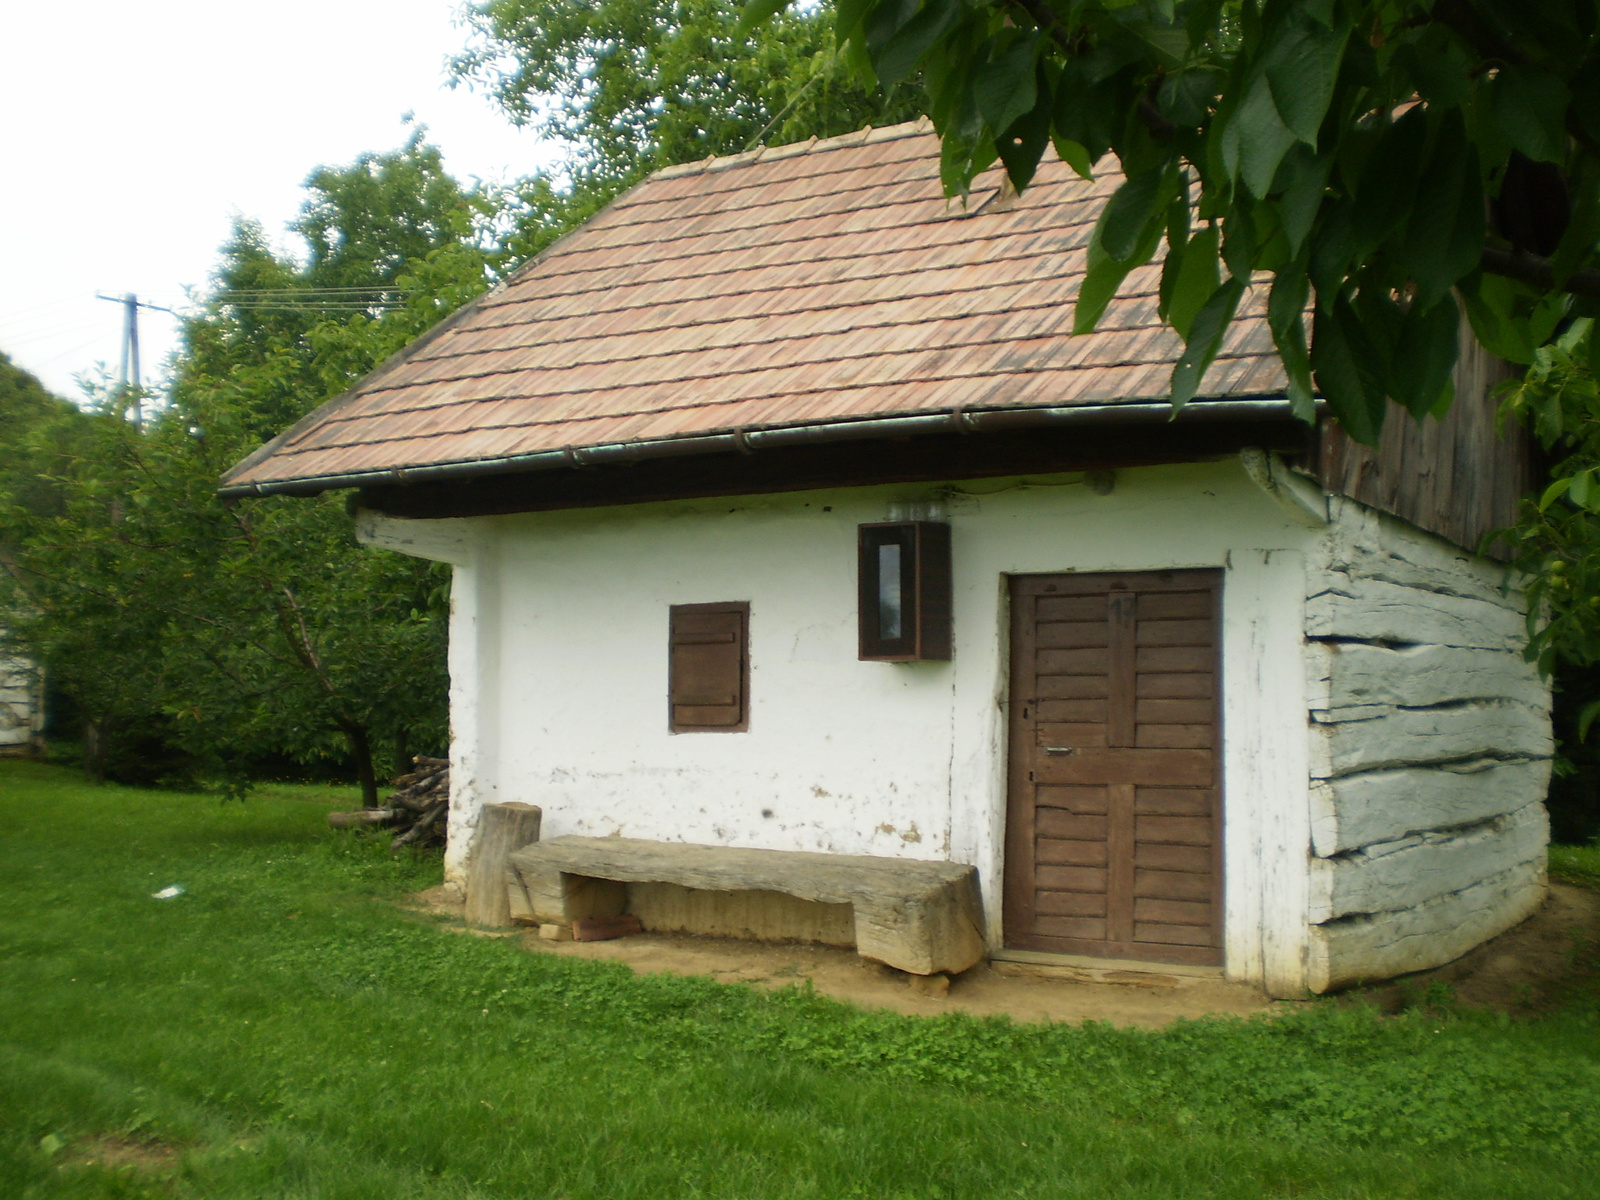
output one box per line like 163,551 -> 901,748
1076,200 -> 1166,335
1052,137 -> 1094,180
1274,144 -> 1331,258
1491,64 -> 1572,165
1186,0 -> 1227,46
834,0 -> 875,38
736,0 -> 791,35
1398,24 -> 1474,106
1101,169 -> 1169,263
1399,111 -> 1484,309
1221,194 -> 1259,281
1262,11 -> 1347,146
1221,74 -> 1298,198
866,0 -> 963,89
1570,468 -> 1594,509
1551,159 -> 1600,285
1459,271 -> 1570,365
939,128 -> 997,197
1539,477 -> 1573,510
1127,21 -> 1190,70
1307,200 -> 1357,301
1577,697 -> 1600,742
1160,188 -> 1192,319
1349,107 -> 1427,258
1312,296 -> 1388,444
1166,226 -> 1221,341
973,35 -> 1039,137
1157,68 -> 1224,129
1268,266 -> 1315,423
1052,60 -> 1128,166
1170,277 -> 1246,410
1390,297 -> 1460,420
996,71 -> 1053,192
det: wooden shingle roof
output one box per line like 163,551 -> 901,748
221,121 -> 1289,497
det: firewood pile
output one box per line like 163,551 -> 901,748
327,755 -> 450,850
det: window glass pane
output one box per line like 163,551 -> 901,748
877,542 -> 903,639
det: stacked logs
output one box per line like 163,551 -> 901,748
327,755 -> 450,850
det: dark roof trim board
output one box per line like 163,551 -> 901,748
219,396 -> 1299,498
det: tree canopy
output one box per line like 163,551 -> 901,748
0,6 -> 931,794
453,0 -> 927,221
745,0 -> 1600,443
0,136 -> 489,796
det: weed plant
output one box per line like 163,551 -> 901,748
2,760 -> 1597,1199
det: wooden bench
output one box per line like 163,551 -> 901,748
505,836 -> 986,976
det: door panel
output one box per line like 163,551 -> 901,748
1004,571 -> 1224,966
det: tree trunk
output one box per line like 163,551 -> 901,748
83,718 -> 106,783
394,726 -> 410,781
338,719 -> 380,808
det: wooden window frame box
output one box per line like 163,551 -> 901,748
858,521 -> 952,662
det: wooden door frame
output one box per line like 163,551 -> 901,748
1000,570 -> 1226,965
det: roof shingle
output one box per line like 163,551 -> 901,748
223,121 -> 1287,492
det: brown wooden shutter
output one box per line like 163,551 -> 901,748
669,602 -> 749,732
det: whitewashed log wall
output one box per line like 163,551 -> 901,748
1303,498 -> 1551,992
0,647 -> 43,753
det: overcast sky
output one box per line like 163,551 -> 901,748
1,0 -> 559,400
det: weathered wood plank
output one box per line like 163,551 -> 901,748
1310,756 -> 1552,856
1309,700 -> 1552,778
466,802 -> 543,928
1322,502 -> 1521,607
1308,801 -> 1548,922
1305,642 -> 1549,715
1306,574 -> 1528,651
1316,335 -> 1529,557
1307,858 -> 1546,992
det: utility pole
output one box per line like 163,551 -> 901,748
97,292 -> 173,430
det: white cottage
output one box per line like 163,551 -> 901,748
222,122 -> 1552,996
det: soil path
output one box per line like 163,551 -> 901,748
521,928 -> 1277,1026
411,881 -> 1598,1028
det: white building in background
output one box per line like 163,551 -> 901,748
0,642 -> 43,755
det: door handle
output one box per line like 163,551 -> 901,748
1043,746 -> 1078,756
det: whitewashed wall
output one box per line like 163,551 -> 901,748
364,458 -> 1325,991
0,647 -> 43,752
1303,498 -> 1551,991
360,457 -> 1552,994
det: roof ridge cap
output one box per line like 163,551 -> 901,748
644,119 -> 934,183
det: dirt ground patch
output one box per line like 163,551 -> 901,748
1352,882 -> 1600,1014
62,1135 -> 182,1173
408,880 -> 1600,1025
521,929 -> 1278,1026
408,886 -> 1275,1025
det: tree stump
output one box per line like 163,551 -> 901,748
465,802 -> 543,927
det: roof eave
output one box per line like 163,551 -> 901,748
217,395 -> 1309,500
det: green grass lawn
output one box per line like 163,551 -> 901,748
2,760 -> 1598,1200
1551,841 -> 1600,890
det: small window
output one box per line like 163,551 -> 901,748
858,522 -> 952,661
669,602 -> 749,732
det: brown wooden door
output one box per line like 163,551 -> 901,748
1003,570 -> 1223,966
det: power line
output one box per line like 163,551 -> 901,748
95,293 -> 175,430
219,286 -> 414,295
